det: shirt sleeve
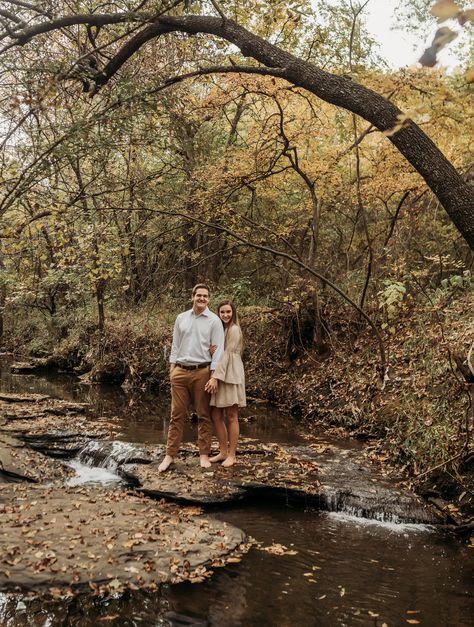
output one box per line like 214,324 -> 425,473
210,317 -> 225,371
169,315 -> 181,364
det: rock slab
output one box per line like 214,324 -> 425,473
0,485 -> 246,594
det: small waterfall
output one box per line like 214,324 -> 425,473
76,440 -> 150,471
315,487 -> 437,525
66,459 -> 122,487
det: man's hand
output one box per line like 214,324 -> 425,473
204,377 -> 218,394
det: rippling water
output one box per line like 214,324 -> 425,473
1,363 -> 473,626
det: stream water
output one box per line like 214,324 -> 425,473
0,367 -> 473,626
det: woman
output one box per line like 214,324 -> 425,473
204,300 -> 246,467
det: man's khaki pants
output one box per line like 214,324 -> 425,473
166,366 -> 212,457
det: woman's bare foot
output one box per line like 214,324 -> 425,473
221,455 -> 236,468
200,455 -> 212,469
209,452 -> 228,463
158,455 -> 174,472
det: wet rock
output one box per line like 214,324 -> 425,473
10,359 -> 50,374
124,442 -> 441,524
1,397 -> 87,422
123,458 -> 247,504
0,485 -> 247,594
77,440 -> 155,470
0,394 -> 117,444
19,433 -> 86,459
0,435 -> 74,484
0,393 -> 51,403
283,445 -> 441,524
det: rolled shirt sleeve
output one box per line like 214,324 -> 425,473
169,316 -> 181,364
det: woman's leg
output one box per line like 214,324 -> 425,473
222,405 -> 239,467
209,407 -> 228,462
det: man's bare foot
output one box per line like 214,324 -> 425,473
209,452 -> 227,463
200,455 -> 212,469
221,455 -> 236,468
158,455 -> 174,472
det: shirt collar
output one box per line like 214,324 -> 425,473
191,306 -> 210,317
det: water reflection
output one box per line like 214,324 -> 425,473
168,505 -> 473,627
1,506 -> 472,626
0,359 -> 304,446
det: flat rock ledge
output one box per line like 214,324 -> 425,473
0,484 -> 247,595
122,442 -> 441,525
0,433 -> 74,484
0,393 -> 118,484
10,359 -> 51,374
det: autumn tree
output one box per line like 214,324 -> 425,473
0,0 -> 471,247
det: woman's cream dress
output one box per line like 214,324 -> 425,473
210,324 -> 246,408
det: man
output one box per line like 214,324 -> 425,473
158,284 -> 224,472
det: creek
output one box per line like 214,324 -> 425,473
0,366 -> 472,627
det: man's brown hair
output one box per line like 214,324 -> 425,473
192,283 -> 210,296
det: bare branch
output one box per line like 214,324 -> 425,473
0,9 -> 25,26
468,341 -> 474,378
1,0 -> 50,13
111,204 -> 388,378
210,0 -> 227,20
0,12 -> 145,53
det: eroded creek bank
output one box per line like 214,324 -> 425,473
0,368 -> 473,626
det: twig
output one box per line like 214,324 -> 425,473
210,0 -> 227,20
414,451 -> 467,480
467,340 -> 474,377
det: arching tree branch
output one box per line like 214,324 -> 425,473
1,10 -> 473,248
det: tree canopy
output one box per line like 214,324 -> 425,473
0,0 -> 472,247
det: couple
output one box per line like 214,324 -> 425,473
158,283 -> 245,472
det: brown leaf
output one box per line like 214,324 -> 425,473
430,0 -> 461,22
466,67 -> 474,84
458,8 -> 474,24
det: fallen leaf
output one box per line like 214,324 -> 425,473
430,0 -> 461,22
466,67 -> 474,84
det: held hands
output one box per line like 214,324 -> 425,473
204,377 -> 218,394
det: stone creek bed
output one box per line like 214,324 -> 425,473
0,392 -> 442,595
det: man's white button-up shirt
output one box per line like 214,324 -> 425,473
169,307 -> 225,371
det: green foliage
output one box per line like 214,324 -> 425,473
378,280 -> 407,327
440,270 -> 472,290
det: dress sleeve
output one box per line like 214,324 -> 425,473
210,317 -> 225,371
213,325 -> 244,384
225,325 -> 241,352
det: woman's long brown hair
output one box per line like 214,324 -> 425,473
217,300 -> 243,348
